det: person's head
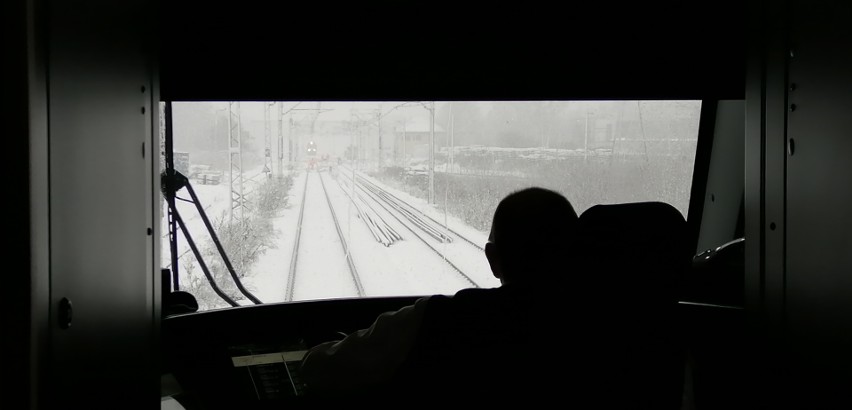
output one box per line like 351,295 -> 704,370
484,187 -> 578,285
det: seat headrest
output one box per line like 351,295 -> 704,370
579,202 -> 686,240
575,202 -> 690,298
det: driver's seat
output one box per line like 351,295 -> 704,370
575,201 -> 690,409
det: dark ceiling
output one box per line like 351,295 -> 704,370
159,1 -> 746,101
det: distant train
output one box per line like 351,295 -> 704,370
307,141 -> 317,156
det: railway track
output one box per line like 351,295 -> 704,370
334,175 -> 402,247
339,166 -> 484,288
285,171 -> 365,301
355,172 -> 485,251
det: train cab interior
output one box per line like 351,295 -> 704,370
5,0 -> 852,409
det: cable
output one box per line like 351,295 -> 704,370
184,179 -> 264,305
170,206 -> 239,307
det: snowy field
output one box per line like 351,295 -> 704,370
162,164 -> 500,311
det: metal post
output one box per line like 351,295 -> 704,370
449,102 -> 454,172
376,108 -> 382,169
402,121 -> 406,168
237,104 -> 245,222
277,103 -> 284,177
584,110 -> 589,162
264,102 -> 273,178
288,116 -> 294,164
228,101 -> 246,223
164,101 -> 180,291
429,101 -> 435,204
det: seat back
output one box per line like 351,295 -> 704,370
576,201 -> 690,409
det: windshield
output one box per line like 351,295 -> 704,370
161,100 -> 701,310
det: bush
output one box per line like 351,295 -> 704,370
182,173 -> 296,309
182,212 -> 275,310
374,151 -> 693,233
256,173 -> 295,218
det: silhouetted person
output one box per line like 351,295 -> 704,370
299,187 -> 582,403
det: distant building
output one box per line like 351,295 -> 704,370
393,116 -> 445,164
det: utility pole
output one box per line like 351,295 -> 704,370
277,103 -> 284,177
227,101 -> 247,224
263,102 -> 273,178
288,116 -> 294,163
445,103 -> 452,228
429,101 -> 435,204
584,109 -> 590,162
159,102 -> 166,172
402,121 -> 406,168
448,102 -> 454,172
376,107 -> 382,170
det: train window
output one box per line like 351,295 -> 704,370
161,100 -> 701,310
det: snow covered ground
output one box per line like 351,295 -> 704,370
163,164 -> 500,312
